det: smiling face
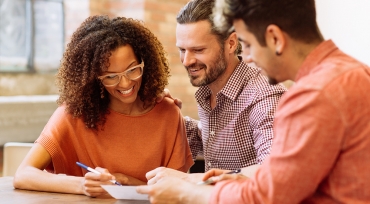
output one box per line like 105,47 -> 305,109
233,19 -> 281,85
176,20 -> 227,87
101,45 -> 142,111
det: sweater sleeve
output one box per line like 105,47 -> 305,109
35,106 -> 80,175
166,110 -> 194,172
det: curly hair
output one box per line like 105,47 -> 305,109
57,15 -> 170,129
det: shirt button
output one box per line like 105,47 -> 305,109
210,131 -> 215,135
208,162 -> 211,167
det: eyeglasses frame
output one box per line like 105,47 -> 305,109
98,61 -> 144,87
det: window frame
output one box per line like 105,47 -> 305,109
0,0 -> 65,73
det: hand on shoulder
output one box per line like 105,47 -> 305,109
156,88 -> 182,109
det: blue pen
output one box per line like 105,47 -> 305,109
76,162 -> 122,186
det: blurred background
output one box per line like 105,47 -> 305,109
0,0 -> 369,176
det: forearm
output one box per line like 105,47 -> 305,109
185,173 -> 205,183
182,185 -> 213,204
13,166 -> 84,194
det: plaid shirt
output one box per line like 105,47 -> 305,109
185,60 -> 287,171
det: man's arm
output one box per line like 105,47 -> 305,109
210,88 -> 344,203
137,177 -> 213,204
184,116 -> 203,160
249,85 -> 286,164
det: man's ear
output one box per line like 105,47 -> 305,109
265,24 -> 285,55
226,32 -> 238,54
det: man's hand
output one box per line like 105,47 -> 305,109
146,167 -> 188,185
155,88 -> 183,109
202,168 -> 249,184
137,177 -> 212,204
202,168 -> 229,181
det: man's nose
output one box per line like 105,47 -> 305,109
181,51 -> 196,67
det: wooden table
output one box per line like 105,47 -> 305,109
0,177 -> 150,204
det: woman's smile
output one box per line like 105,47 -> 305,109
118,86 -> 134,95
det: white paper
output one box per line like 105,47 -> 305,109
101,185 -> 149,200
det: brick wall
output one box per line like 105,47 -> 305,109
143,0 -> 198,119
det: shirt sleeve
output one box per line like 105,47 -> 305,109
184,116 -> 203,160
210,87 -> 344,203
249,85 -> 285,164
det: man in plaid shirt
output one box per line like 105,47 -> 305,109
144,0 -> 286,183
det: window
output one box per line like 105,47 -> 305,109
0,0 -> 64,72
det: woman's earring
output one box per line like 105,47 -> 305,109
100,85 -> 105,98
276,51 -> 282,56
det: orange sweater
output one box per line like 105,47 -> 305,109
36,98 -> 193,182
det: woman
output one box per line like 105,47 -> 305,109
13,15 -> 193,197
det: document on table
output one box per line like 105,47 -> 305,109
101,185 -> 149,200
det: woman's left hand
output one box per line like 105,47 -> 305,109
112,173 -> 146,186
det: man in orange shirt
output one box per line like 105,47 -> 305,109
137,0 -> 370,203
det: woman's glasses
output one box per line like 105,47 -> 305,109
98,61 -> 144,87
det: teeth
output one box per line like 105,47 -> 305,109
119,87 -> 133,94
190,68 -> 200,72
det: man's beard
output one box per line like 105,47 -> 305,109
186,50 -> 227,87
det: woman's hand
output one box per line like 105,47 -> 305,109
112,173 -> 146,186
82,167 -> 114,197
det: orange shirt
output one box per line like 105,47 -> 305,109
37,98 -> 193,182
211,40 -> 370,203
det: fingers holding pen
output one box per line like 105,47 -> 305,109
211,173 -> 248,183
95,167 -> 116,181
83,168 -> 113,197
202,168 -> 229,181
85,167 -> 115,182
201,168 -> 248,185
82,178 -> 107,197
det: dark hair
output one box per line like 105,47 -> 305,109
177,0 -> 241,55
214,0 -> 323,46
57,15 -> 170,129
